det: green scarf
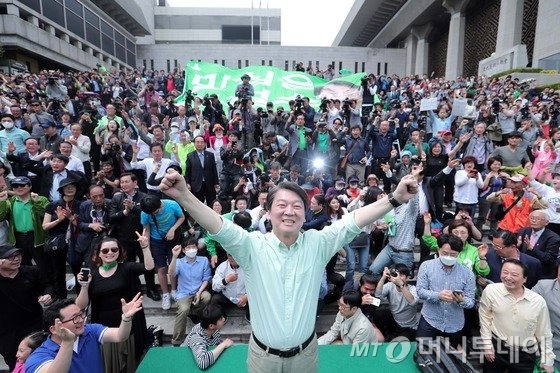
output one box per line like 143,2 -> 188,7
101,261 -> 118,271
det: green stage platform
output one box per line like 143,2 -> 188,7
136,342 -> 421,372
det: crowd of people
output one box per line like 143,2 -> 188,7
0,63 -> 559,373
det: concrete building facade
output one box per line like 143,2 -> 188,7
334,0 -> 560,78
0,0 -> 150,72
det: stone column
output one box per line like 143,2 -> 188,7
411,23 -> 434,76
72,40 -> 83,49
45,25 -> 56,36
496,0 -> 523,53
443,0 -> 470,79
27,15 -> 39,27
404,32 -> 417,76
61,33 -> 70,43
6,4 -> 19,16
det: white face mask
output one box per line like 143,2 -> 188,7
2,121 -> 14,129
335,185 -> 344,191
184,249 -> 197,258
440,255 -> 457,267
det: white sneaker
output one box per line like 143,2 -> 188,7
162,293 -> 171,310
171,290 -> 177,301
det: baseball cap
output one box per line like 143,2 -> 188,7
348,175 -> 359,184
401,150 -> 412,159
335,177 -> 346,185
507,174 -> 527,183
11,176 -> 31,186
188,116 -> 197,123
233,109 -> 242,115
40,119 -> 57,128
0,245 -> 22,259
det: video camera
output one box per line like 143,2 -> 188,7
319,97 -> 329,113
184,90 -> 196,107
492,98 -> 502,115
294,95 -> 304,114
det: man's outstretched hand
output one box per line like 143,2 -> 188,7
393,174 -> 419,204
160,169 -> 189,202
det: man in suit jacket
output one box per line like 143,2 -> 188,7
35,154 -> 87,201
107,172 -> 160,301
185,135 -> 219,206
518,210 -> 560,279
73,185 -> 111,276
484,229 -> 542,288
6,137 -> 51,192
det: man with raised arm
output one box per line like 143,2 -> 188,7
159,170 -> 418,373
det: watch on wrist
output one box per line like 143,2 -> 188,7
387,193 -> 402,208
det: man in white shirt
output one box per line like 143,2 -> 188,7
211,253 -> 249,319
131,142 -> 173,196
66,123 -> 91,180
250,191 -> 268,230
59,141 -> 85,174
318,291 -> 377,345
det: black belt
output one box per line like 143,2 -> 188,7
390,245 -> 412,253
15,231 -> 34,235
252,333 -> 314,358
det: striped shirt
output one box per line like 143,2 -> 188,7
387,194 -> 419,250
416,258 -> 476,333
185,323 -> 222,370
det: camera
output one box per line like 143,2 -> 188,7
294,95 -> 304,112
47,76 -> 56,84
231,140 -> 237,148
202,94 -> 211,107
361,76 -> 369,86
112,143 -> 121,152
319,98 -> 329,113
492,98 -> 502,114
390,268 -> 398,277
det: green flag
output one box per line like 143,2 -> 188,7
175,61 -> 366,109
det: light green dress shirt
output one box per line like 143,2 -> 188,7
210,211 -> 361,349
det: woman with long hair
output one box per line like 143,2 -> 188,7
75,236 -> 154,372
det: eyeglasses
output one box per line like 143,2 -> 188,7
100,247 -> 119,254
60,310 -> 86,324
4,252 -> 22,261
337,301 -> 352,310
12,184 -> 28,188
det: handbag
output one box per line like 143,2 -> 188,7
44,233 -> 68,252
349,231 -> 370,248
494,193 -> 523,221
340,139 -> 360,169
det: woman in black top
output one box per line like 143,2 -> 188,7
42,177 -> 82,299
76,235 -> 154,373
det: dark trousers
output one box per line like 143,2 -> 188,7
15,231 -> 46,275
193,184 -> 217,206
291,148 -> 309,174
547,222 -> 560,236
219,172 -> 242,201
44,248 -> 68,299
416,315 -> 462,349
0,324 -> 41,371
122,238 -> 156,290
372,308 -> 416,342
444,168 -> 456,205
483,337 -> 536,373
210,292 -> 250,320
82,160 -> 92,184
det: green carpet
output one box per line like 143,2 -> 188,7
136,342 -> 420,372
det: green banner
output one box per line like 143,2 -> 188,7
175,61 -> 366,109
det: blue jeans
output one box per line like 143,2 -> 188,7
369,244 -> 414,280
344,243 -> 369,291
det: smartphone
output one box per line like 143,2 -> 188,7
80,267 -> 90,280
452,290 -> 463,296
368,297 -> 381,307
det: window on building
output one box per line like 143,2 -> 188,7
268,60 -> 272,66
214,59 -> 218,64
222,25 -> 260,44
126,38 -> 136,67
19,0 -> 40,12
150,59 -> 154,70
285,60 -> 289,70
384,62 -> 388,75
221,59 -> 225,66
99,19 -> 114,56
339,61 -> 342,71
238,60 -> 242,69
354,62 -> 358,73
84,8 -> 100,48
174,59 -> 178,68
245,60 -> 249,67
166,60 -> 170,71
377,62 -> 381,75
42,0 -> 64,27
362,62 -> 365,72
316,61 -> 319,69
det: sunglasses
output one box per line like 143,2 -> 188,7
100,247 -> 119,254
